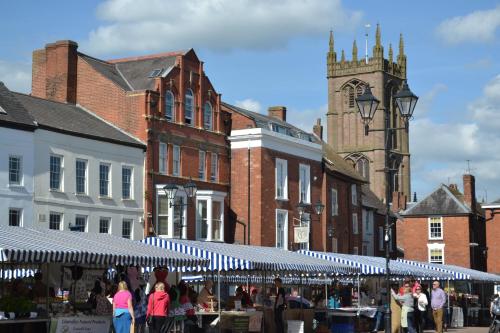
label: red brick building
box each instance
[481,200,500,274]
[399,174,487,270]
[224,104,366,253]
[31,40,231,240]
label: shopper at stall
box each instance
[134,287,147,333]
[146,282,170,333]
[113,281,135,333]
[391,282,416,333]
[197,279,216,308]
[413,286,428,333]
[431,281,446,333]
[274,277,286,333]
[95,284,113,316]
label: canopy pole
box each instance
[447,278,450,320]
[218,269,221,333]
[45,263,50,333]
[325,274,328,305]
[358,273,361,311]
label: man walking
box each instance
[274,277,286,333]
[431,281,446,333]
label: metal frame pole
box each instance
[384,104,392,333]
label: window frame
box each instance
[199,151,206,180]
[49,212,63,230]
[157,189,188,239]
[159,142,168,175]
[122,165,133,200]
[210,153,218,182]
[122,219,133,239]
[99,163,111,197]
[276,209,289,250]
[74,215,87,232]
[195,193,225,242]
[275,158,288,200]
[203,102,212,130]
[351,184,358,206]
[184,89,194,126]
[165,90,175,121]
[99,217,111,234]
[428,217,443,240]
[172,145,181,176]
[75,158,88,195]
[352,213,358,235]
[299,164,311,203]
[8,208,22,227]
[8,155,22,186]
[331,188,338,216]
[50,154,63,191]
[428,243,445,264]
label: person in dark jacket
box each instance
[146,282,170,333]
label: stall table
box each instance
[0,318,50,333]
[328,307,377,333]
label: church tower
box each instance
[326,25,410,202]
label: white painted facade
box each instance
[0,127,35,227]
[33,129,145,239]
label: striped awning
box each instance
[299,251,454,279]
[398,259,500,282]
[143,238,359,275]
[0,226,206,269]
[181,274,334,285]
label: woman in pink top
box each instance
[112,281,135,333]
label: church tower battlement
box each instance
[326,24,411,202]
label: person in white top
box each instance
[413,286,428,333]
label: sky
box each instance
[1,0,500,202]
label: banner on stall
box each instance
[62,268,106,289]
[53,317,111,333]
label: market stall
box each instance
[143,237,360,333]
[0,226,207,333]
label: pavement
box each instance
[423,328,490,333]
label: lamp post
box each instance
[355,80,418,333]
[162,179,198,239]
[295,200,325,250]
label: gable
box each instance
[403,185,470,216]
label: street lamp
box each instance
[294,200,325,250]
[355,80,418,333]
[162,179,198,239]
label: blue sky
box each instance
[1,0,500,201]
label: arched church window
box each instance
[355,157,370,182]
[348,86,355,108]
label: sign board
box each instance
[294,227,309,243]
[248,312,263,332]
[232,316,250,333]
[53,317,111,333]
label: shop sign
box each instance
[294,227,309,243]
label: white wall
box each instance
[0,127,34,227]
[33,129,145,239]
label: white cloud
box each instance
[436,5,500,44]
[234,98,261,113]
[413,83,447,119]
[83,0,362,55]
[286,104,327,134]
[0,60,31,93]
[411,75,500,201]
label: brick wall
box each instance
[401,215,471,267]
[485,209,500,273]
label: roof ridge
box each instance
[108,50,186,63]
[12,92,77,108]
[78,52,114,66]
[441,184,470,212]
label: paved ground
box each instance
[423,328,490,333]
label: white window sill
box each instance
[8,184,24,188]
[429,238,444,241]
[49,189,64,193]
[75,193,89,197]
[122,198,135,202]
[275,197,289,201]
[99,196,113,200]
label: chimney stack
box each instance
[391,191,407,213]
[463,174,476,212]
[268,106,286,122]
[32,40,78,104]
[313,118,323,140]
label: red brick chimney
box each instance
[32,40,78,104]
[391,191,407,213]
[268,106,286,122]
[463,174,476,212]
[313,118,323,140]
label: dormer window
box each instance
[165,90,174,121]
[270,123,288,135]
[185,89,193,126]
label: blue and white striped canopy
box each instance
[299,251,454,279]
[397,259,500,282]
[143,238,359,274]
[0,226,206,269]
